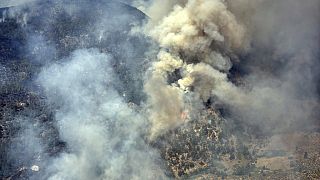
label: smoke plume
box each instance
[141,0,319,138]
[37,49,165,179]
[143,0,247,139]
[1,0,319,179]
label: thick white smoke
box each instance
[3,0,319,179]
[37,49,166,179]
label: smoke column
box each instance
[143,0,248,139]
[142,0,320,138]
[38,49,166,179]
[1,0,319,179]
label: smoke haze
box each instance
[141,0,320,137]
[38,49,166,179]
[0,0,319,179]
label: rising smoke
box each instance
[221,0,320,133]
[143,0,247,139]
[37,49,166,179]
[142,0,320,137]
[1,0,319,179]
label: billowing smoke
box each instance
[143,0,247,139]
[37,49,165,179]
[220,0,320,133]
[1,0,167,179]
[142,0,320,138]
[1,0,319,179]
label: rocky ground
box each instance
[0,1,319,180]
[1,97,319,179]
[158,107,320,179]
